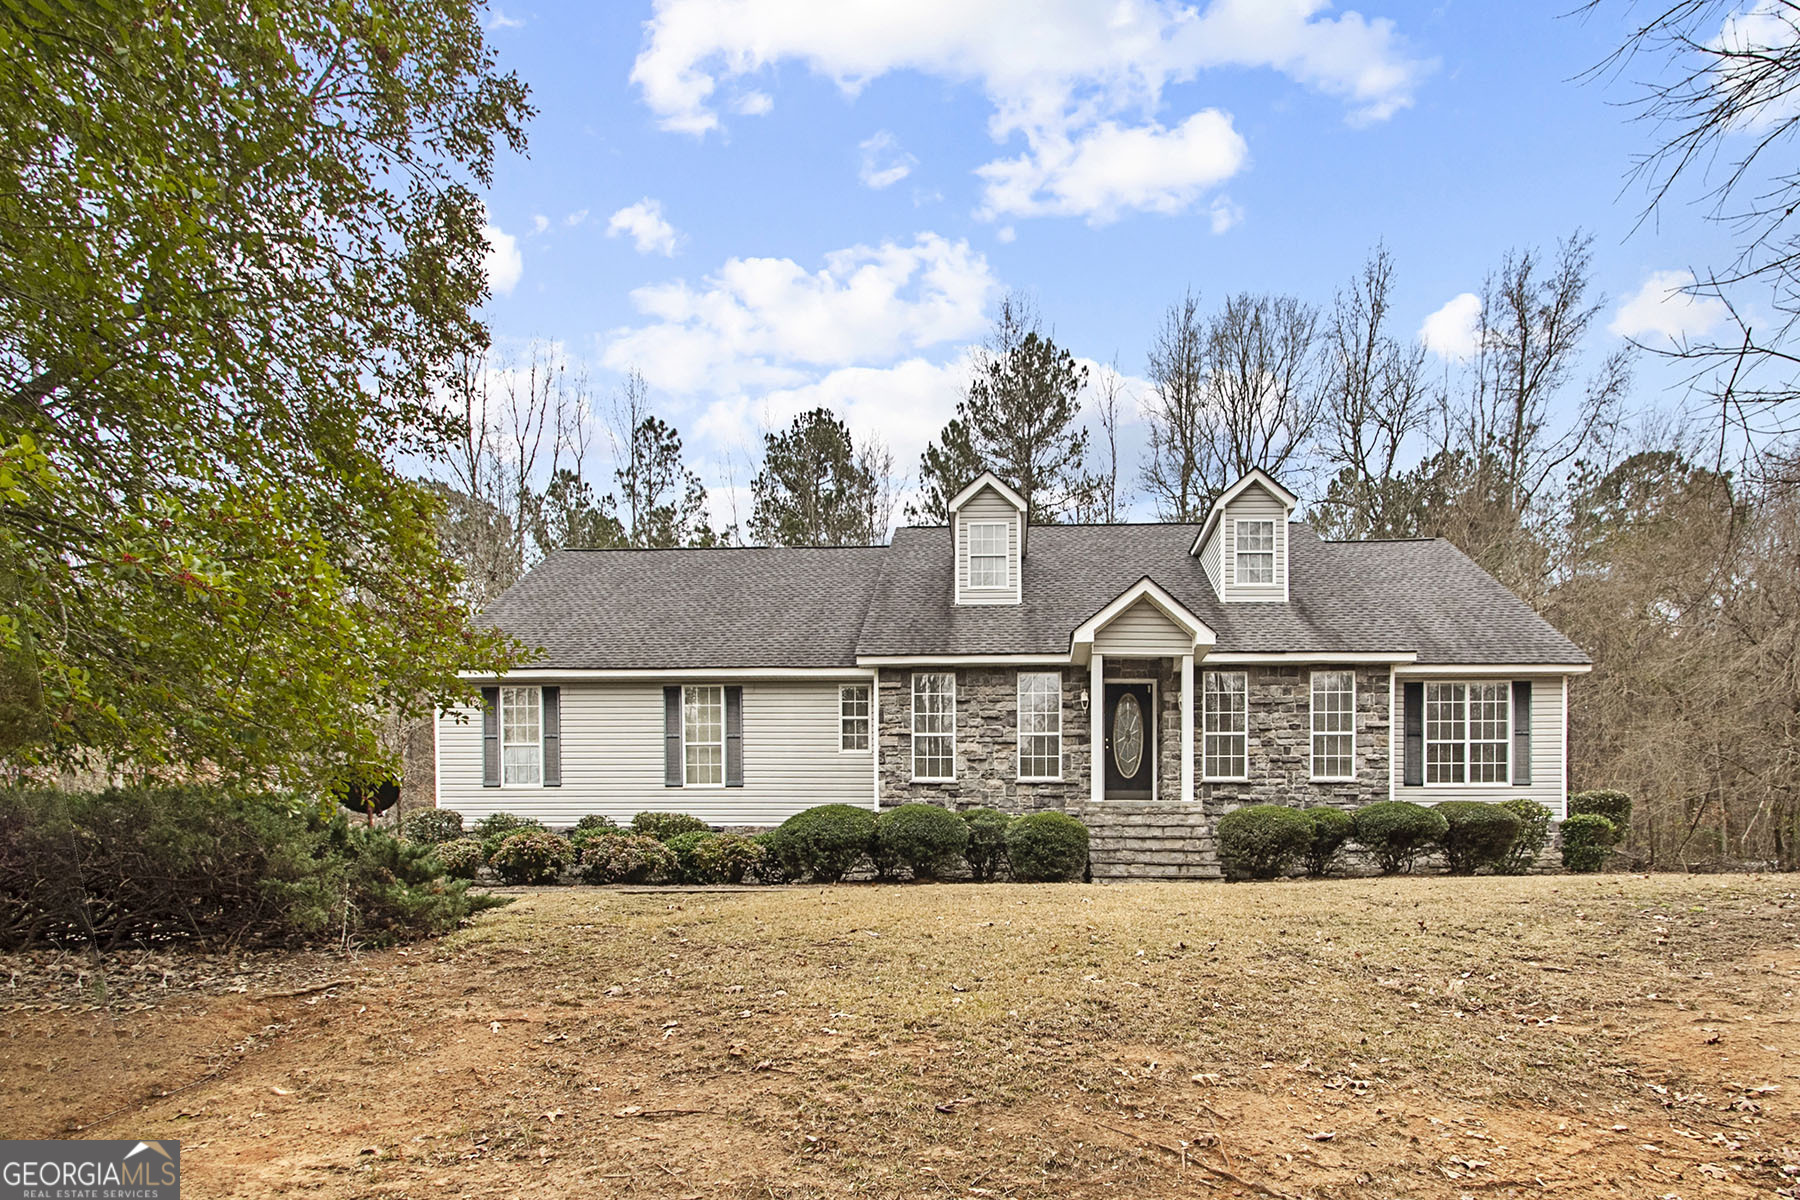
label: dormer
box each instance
[950,471,1025,605]
[1189,468,1299,603]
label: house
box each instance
[435,469,1589,878]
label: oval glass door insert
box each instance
[1112,693,1144,778]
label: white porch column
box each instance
[1089,651,1105,805]
[1180,652,1195,805]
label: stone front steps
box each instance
[1072,802,1221,880]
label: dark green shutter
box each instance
[541,686,561,787]
[725,686,744,787]
[1512,681,1532,786]
[664,686,682,787]
[1402,681,1424,787]
[481,687,500,787]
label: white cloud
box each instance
[482,222,522,296]
[1713,3,1800,129]
[995,225,1016,244]
[530,214,550,236]
[975,111,1248,223]
[606,198,682,257]
[1609,269,1732,343]
[1420,292,1481,361]
[1208,194,1243,234]
[630,0,1432,221]
[734,90,774,115]
[859,131,918,189]
[486,8,524,31]
[565,208,591,227]
[601,233,997,397]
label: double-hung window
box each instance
[1310,671,1356,780]
[500,685,542,786]
[967,522,1008,589]
[911,672,956,781]
[1235,519,1276,585]
[683,684,725,786]
[840,684,871,751]
[1202,671,1248,780]
[1017,671,1062,780]
[1424,681,1509,784]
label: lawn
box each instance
[3,875,1798,1198]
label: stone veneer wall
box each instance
[876,666,1091,812]
[1195,664,1392,820]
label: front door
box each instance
[1102,682,1154,800]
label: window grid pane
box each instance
[1311,671,1355,779]
[1018,671,1062,778]
[968,522,1008,588]
[1468,682,1510,783]
[684,685,724,786]
[1424,682,1467,784]
[500,686,541,786]
[912,673,956,780]
[840,685,871,751]
[1236,520,1276,585]
[1203,671,1248,779]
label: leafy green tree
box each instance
[0,1,531,784]
[909,418,984,525]
[532,469,626,552]
[616,417,722,548]
[750,409,878,545]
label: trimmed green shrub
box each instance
[1569,790,1632,832]
[402,808,465,845]
[664,830,717,883]
[750,832,792,884]
[766,804,877,883]
[961,807,1014,881]
[1496,798,1554,874]
[434,837,486,880]
[489,830,572,886]
[1300,806,1355,878]
[1435,802,1523,875]
[1004,812,1089,882]
[1560,814,1617,873]
[874,803,971,880]
[0,787,503,949]
[578,834,675,885]
[1353,801,1449,874]
[692,833,767,884]
[474,812,545,859]
[1218,804,1313,880]
[631,811,711,842]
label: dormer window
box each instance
[968,522,1008,588]
[1235,519,1275,585]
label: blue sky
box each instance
[471,0,1741,522]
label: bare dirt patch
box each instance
[3,875,1798,1198]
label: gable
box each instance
[953,485,1023,606]
[1091,597,1198,656]
[1195,474,1294,602]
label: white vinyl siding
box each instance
[839,684,871,751]
[1235,519,1276,584]
[438,678,874,826]
[1394,673,1568,813]
[682,685,725,786]
[954,489,1022,605]
[1310,670,1355,780]
[1091,598,1195,656]
[1202,670,1248,780]
[500,685,541,787]
[1017,671,1062,781]
[911,672,956,781]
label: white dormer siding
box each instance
[1191,469,1298,603]
[954,489,1022,605]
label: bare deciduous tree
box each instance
[1197,292,1324,501]
[1141,290,1210,521]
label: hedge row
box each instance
[1218,793,1629,881]
[403,804,1091,886]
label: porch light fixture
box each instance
[1079,688,1090,714]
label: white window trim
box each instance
[1016,670,1063,782]
[499,684,543,789]
[1309,670,1357,783]
[680,684,727,789]
[965,520,1010,590]
[1234,518,1276,587]
[1201,670,1250,782]
[1421,680,1513,788]
[839,683,871,754]
[910,671,957,782]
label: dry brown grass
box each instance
[4,874,1799,1198]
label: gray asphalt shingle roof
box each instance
[484,524,1588,668]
